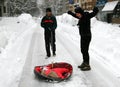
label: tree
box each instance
[9,0,40,16]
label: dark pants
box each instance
[44,30,56,55]
[81,36,91,64]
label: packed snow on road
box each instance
[0,13,120,87]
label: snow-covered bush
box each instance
[18,13,35,25]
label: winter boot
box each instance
[53,51,56,56]
[80,64,91,71]
[78,62,87,68]
[47,52,51,57]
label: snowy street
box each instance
[19,17,120,87]
[0,13,120,87]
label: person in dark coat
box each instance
[41,8,57,57]
[68,7,99,71]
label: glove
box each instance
[67,11,72,14]
[48,27,55,31]
[48,27,52,31]
[93,7,99,13]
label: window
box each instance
[4,6,6,13]
[0,6,2,16]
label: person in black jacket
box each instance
[41,8,57,57]
[68,7,99,71]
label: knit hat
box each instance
[46,8,52,12]
[75,7,84,15]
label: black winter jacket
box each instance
[41,15,57,31]
[68,7,99,36]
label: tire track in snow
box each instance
[18,28,54,87]
[56,29,92,87]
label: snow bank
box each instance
[0,14,37,87]
[0,13,37,52]
[57,13,78,26]
[91,18,120,77]
[18,13,36,25]
[0,27,8,51]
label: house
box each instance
[101,0,120,23]
[68,0,97,11]
[80,0,97,10]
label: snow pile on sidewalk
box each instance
[18,13,36,25]
[91,18,120,77]
[0,13,37,87]
[0,13,36,52]
[0,26,8,51]
[57,13,78,26]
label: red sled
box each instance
[34,62,73,82]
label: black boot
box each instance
[47,52,51,57]
[80,63,91,71]
[78,62,86,68]
[53,51,56,56]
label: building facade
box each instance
[0,0,4,17]
[96,0,120,23]
[69,0,119,11]
[0,0,8,17]
[68,0,97,10]
[80,0,97,10]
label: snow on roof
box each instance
[102,1,119,11]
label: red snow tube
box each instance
[34,62,73,82]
